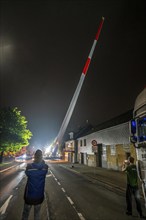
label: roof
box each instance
[93,109,133,133]
[76,109,133,139]
[74,123,94,139]
[64,109,133,141]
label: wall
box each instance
[77,122,137,170]
[106,144,136,170]
[87,154,95,167]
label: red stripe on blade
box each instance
[82,58,91,75]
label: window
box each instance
[110,145,116,155]
[80,140,82,147]
[84,139,86,146]
[102,146,107,160]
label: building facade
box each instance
[64,88,145,171]
[77,121,136,170]
[64,114,137,170]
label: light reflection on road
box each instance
[0,163,26,205]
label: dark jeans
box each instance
[126,184,142,215]
[22,203,41,220]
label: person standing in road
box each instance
[22,149,48,220]
[122,156,144,218]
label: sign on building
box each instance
[91,140,98,153]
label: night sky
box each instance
[0,0,146,148]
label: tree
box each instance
[0,107,32,163]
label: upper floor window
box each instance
[80,140,82,147]
[84,139,86,146]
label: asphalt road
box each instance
[48,163,143,220]
[0,161,145,220]
[0,162,25,206]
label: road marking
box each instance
[0,195,13,214]
[0,165,17,173]
[67,196,74,205]
[50,169,85,220]
[46,174,52,177]
[50,170,55,177]
[78,213,86,220]
[61,187,66,193]
[0,163,25,173]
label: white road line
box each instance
[50,170,55,177]
[0,165,16,173]
[50,171,85,220]
[67,196,74,205]
[78,213,86,220]
[46,174,52,177]
[0,195,13,214]
[61,188,66,193]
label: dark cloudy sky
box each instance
[0,0,146,148]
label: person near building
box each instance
[122,156,144,218]
[22,149,48,220]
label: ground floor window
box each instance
[110,145,116,156]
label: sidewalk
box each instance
[60,162,141,194]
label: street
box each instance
[0,163,25,206]
[0,161,145,220]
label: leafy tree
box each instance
[0,107,32,162]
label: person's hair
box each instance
[128,156,134,163]
[34,149,43,163]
